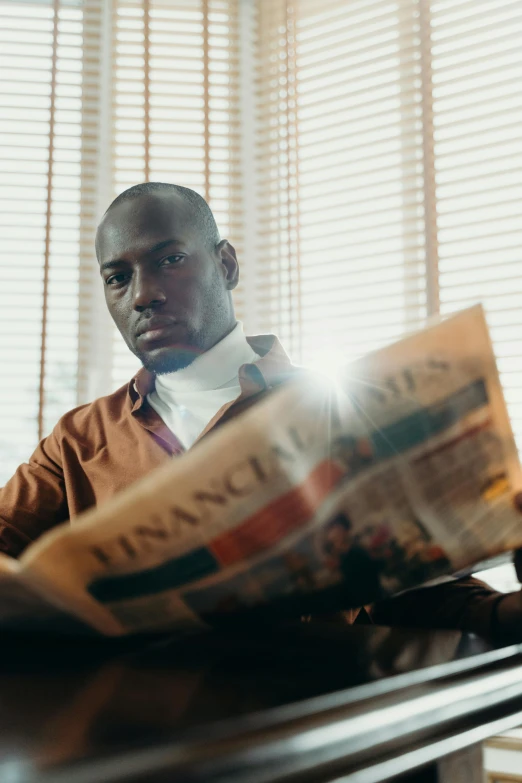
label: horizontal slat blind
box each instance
[0,0,83,483]
[111,0,243,389]
[256,0,429,367]
[430,0,522,452]
[256,0,522,458]
[2,0,521,488]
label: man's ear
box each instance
[217,240,239,290]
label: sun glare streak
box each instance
[306,357,412,463]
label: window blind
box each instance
[110,0,243,389]
[256,0,522,453]
[256,0,430,367]
[1,0,521,487]
[430,0,522,452]
[0,0,84,482]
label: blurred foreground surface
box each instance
[0,622,521,783]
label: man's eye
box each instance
[160,255,184,267]
[106,273,127,286]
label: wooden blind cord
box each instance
[418,0,440,317]
[143,0,150,181]
[38,0,60,442]
[202,0,211,203]
[285,0,302,362]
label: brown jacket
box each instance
[0,335,505,637]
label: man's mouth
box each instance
[136,316,180,344]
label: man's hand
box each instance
[491,492,522,643]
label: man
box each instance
[1,182,522,641]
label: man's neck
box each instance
[154,322,259,393]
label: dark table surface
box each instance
[0,620,502,782]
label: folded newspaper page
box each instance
[2,305,521,635]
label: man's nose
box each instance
[132,268,167,311]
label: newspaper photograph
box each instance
[0,304,521,636]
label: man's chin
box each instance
[139,345,203,374]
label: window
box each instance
[257,0,429,366]
[256,0,522,452]
[0,0,84,480]
[431,0,522,452]
[1,0,521,485]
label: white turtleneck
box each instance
[147,322,259,448]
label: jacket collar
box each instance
[128,334,296,415]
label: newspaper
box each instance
[1,305,521,636]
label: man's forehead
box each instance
[96,193,193,261]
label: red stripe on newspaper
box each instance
[209,459,345,567]
[412,418,492,464]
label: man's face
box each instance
[96,193,238,373]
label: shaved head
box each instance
[100,182,221,252]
